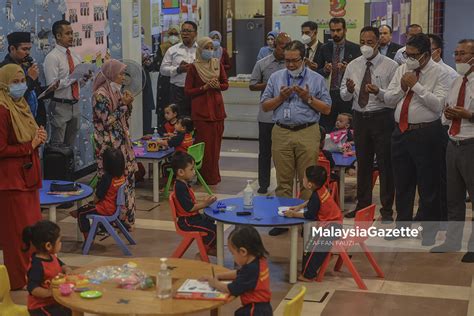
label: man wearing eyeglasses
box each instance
[384,33,451,246]
[431,39,474,263]
[160,21,198,116]
[261,40,332,236]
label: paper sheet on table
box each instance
[68,63,97,81]
[278,206,306,217]
[177,279,229,294]
[37,80,59,99]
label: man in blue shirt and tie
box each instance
[262,40,332,236]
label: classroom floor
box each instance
[4,139,474,316]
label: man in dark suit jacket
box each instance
[301,21,323,71]
[315,17,361,131]
[379,25,403,60]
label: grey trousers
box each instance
[445,141,474,251]
[49,101,81,147]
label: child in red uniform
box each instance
[163,103,179,136]
[202,226,272,316]
[23,220,72,316]
[285,165,343,282]
[171,152,217,255]
[158,116,194,153]
[73,147,126,240]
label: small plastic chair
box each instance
[82,184,136,256]
[89,134,99,189]
[283,286,306,316]
[163,142,213,198]
[169,192,210,262]
[0,265,29,316]
[316,204,384,290]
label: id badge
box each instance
[283,108,291,121]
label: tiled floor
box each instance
[4,139,474,315]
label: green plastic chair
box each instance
[163,142,213,198]
[89,134,99,189]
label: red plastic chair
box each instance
[316,204,384,290]
[169,193,210,262]
[318,157,339,206]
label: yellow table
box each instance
[53,258,233,316]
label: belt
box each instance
[354,108,392,119]
[449,138,474,146]
[52,97,78,104]
[276,122,316,131]
[397,119,440,131]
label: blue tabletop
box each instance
[204,196,311,227]
[40,180,94,206]
[133,140,174,160]
[331,151,356,168]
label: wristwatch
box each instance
[307,96,313,105]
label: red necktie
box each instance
[66,48,79,100]
[449,76,469,136]
[399,70,420,133]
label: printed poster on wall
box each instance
[280,0,309,16]
[65,0,108,62]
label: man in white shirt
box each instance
[384,33,451,245]
[160,21,198,116]
[44,20,88,146]
[427,33,458,84]
[394,24,423,65]
[431,39,474,263]
[340,26,398,222]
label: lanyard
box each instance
[286,68,307,102]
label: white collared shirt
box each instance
[340,53,399,112]
[305,41,320,61]
[160,42,197,87]
[442,72,474,140]
[385,59,451,124]
[394,46,406,65]
[438,59,459,85]
[43,45,82,99]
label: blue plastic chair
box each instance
[82,184,136,256]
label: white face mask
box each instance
[168,35,179,44]
[110,82,122,92]
[360,45,375,60]
[455,57,473,76]
[406,54,424,70]
[288,65,304,77]
[301,34,312,45]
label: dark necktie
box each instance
[330,44,342,90]
[358,61,372,108]
[449,76,469,136]
[66,48,79,100]
[399,70,421,132]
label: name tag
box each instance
[283,108,291,121]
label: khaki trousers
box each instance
[272,123,320,200]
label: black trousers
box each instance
[391,121,442,234]
[169,84,191,116]
[319,89,353,132]
[177,214,216,249]
[235,302,273,316]
[258,122,274,189]
[353,110,395,218]
[76,204,100,233]
[29,304,71,316]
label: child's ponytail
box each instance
[22,226,34,252]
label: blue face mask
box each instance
[212,40,220,48]
[201,49,214,61]
[9,82,28,99]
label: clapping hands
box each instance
[32,126,47,149]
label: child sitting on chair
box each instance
[324,113,354,153]
[157,116,194,153]
[284,166,342,282]
[163,103,179,136]
[201,226,272,316]
[23,220,72,316]
[171,152,217,256]
[71,147,126,240]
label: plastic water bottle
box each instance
[153,127,159,140]
[243,180,254,210]
[157,258,172,299]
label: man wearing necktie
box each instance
[384,33,451,246]
[340,26,398,222]
[44,20,90,147]
[431,39,474,263]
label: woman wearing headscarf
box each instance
[0,64,46,289]
[92,59,137,227]
[185,37,229,185]
[209,30,232,73]
[257,31,278,61]
[155,26,180,134]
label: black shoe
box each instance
[384,235,409,241]
[344,210,357,218]
[430,243,461,253]
[461,252,474,263]
[381,216,393,224]
[257,187,268,194]
[269,227,289,236]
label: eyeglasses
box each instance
[285,58,302,65]
[180,29,195,33]
[453,51,474,57]
[402,51,423,59]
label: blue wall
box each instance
[443,0,474,67]
[0,0,123,172]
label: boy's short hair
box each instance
[339,113,353,126]
[305,165,327,188]
[177,116,194,133]
[171,152,195,174]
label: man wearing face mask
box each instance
[340,26,398,221]
[431,39,474,263]
[384,33,451,245]
[300,21,322,71]
[394,24,423,65]
[262,40,331,236]
[427,34,458,84]
[160,21,198,116]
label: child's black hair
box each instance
[171,151,195,174]
[339,112,353,128]
[103,147,125,178]
[228,226,269,258]
[22,220,60,253]
[305,165,327,189]
[165,103,179,115]
[177,116,194,133]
